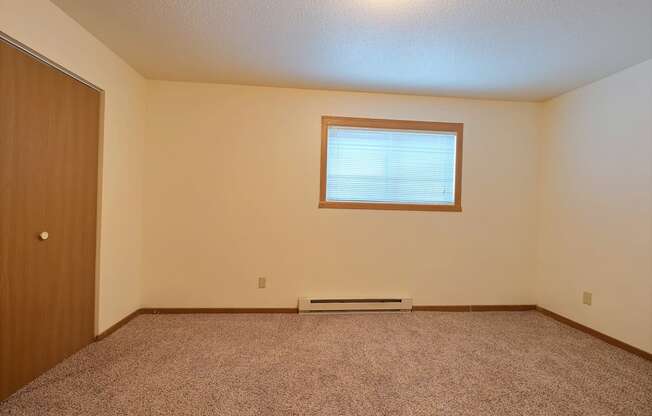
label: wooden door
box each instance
[0,39,100,401]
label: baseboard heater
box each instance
[298,297,412,314]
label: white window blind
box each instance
[325,126,457,205]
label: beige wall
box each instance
[537,59,652,353]
[143,81,541,308]
[0,0,147,333]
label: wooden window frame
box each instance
[319,116,463,212]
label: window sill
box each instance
[318,201,462,212]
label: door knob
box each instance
[39,231,49,241]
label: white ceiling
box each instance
[51,0,652,101]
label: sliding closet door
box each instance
[0,39,100,401]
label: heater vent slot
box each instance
[299,297,412,314]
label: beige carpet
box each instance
[1,311,650,415]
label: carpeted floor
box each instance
[0,311,650,415]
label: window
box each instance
[319,116,463,212]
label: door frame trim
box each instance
[0,31,102,92]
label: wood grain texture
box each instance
[141,308,299,314]
[412,305,472,312]
[413,305,536,312]
[470,305,536,311]
[142,306,536,314]
[0,39,100,400]
[319,116,464,212]
[536,307,651,361]
[318,201,462,212]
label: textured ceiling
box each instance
[51,0,652,101]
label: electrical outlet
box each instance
[582,291,592,306]
[258,277,266,289]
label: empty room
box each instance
[1,0,651,415]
